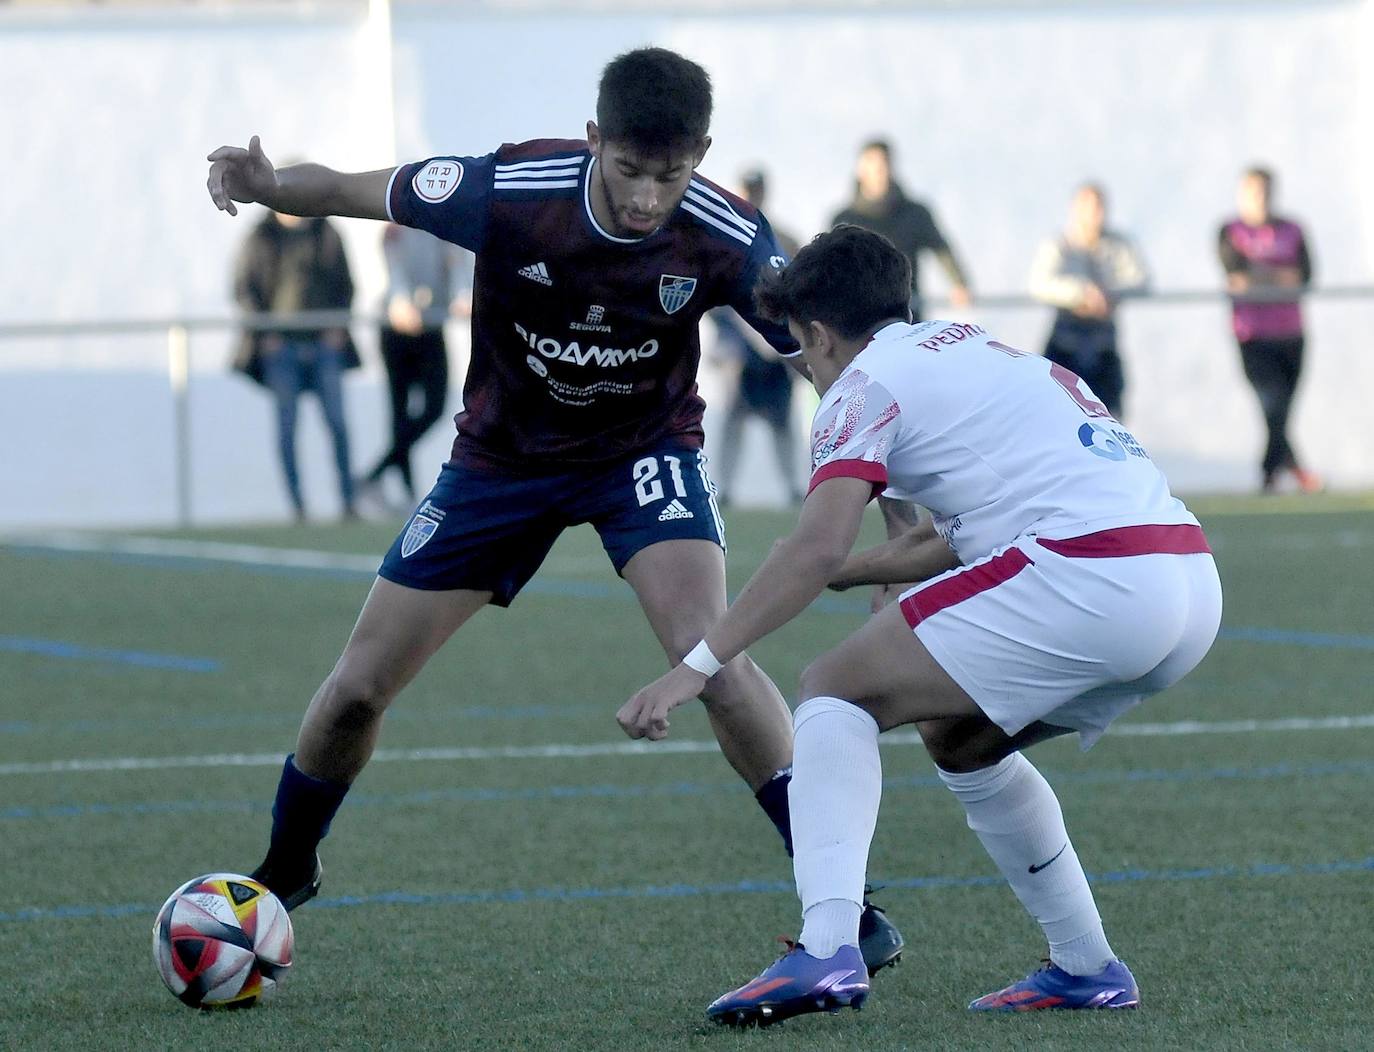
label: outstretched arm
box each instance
[207,135,392,221]
[829,511,959,591]
[616,476,873,741]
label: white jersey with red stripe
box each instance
[808,320,1198,563]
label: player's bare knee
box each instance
[697,655,760,712]
[662,629,712,667]
[919,723,1008,773]
[797,651,848,703]
[318,665,393,728]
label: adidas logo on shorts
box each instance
[657,499,694,522]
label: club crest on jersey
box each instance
[658,275,697,315]
[401,508,443,558]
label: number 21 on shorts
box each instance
[632,455,687,506]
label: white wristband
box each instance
[682,640,723,677]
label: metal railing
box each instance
[2,285,1369,526]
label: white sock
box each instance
[798,899,863,959]
[789,696,882,954]
[938,753,1115,977]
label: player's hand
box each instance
[1076,283,1110,318]
[870,583,902,613]
[616,664,708,741]
[388,297,425,335]
[206,135,278,217]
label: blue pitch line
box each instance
[0,702,602,737]
[1217,626,1374,651]
[6,759,1373,823]
[7,544,1374,651]
[4,856,1372,925]
[0,635,220,673]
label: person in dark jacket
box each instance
[358,224,471,508]
[1029,183,1149,420]
[234,211,359,520]
[710,169,804,506]
[831,139,971,320]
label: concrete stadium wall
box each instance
[1,0,1369,527]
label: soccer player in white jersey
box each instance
[618,225,1223,1026]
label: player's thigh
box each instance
[379,463,564,607]
[800,601,985,731]
[915,715,1074,773]
[331,576,491,702]
[621,538,727,659]
[589,443,728,655]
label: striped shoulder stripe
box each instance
[495,179,580,191]
[495,154,586,192]
[681,200,754,246]
[687,181,759,236]
[495,155,587,173]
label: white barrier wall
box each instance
[1,1,1370,527]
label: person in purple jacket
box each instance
[1218,166,1322,494]
[205,46,904,976]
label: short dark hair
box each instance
[755,225,912,340]
[1076,181,1107,205]
[596,48,712,155]
[860,139,892,160]
[1243,165,1275,191]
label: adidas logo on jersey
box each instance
[658,500,694,522]
[518,262,553,286]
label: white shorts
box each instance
[899,523,1222,747]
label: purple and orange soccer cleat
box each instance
[707,941,870,1028]
[969,958,1140,1012]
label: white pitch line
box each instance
[17,528,1374,574]
[2,531,380,572]
[3,714,1373,776]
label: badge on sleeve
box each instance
[412,160,464,204]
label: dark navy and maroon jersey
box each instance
[1218,217,1313,342]
[386,139,799,471]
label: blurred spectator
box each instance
[232,210,359,521]
[1218,166,1322,493]
[1029,183,1148,420]
[358,224,472,509]
[832,139,971,319]
[709,169,804,506]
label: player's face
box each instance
[1069,188,1105,239]
[789,319,844,395]
[855,147,891,199]
[588,124,708,237]
[1237,174,1271,225]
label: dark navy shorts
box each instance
[378,442,725,606]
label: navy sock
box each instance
[754,767,794,857]
[264,753,350,866]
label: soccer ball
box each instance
[152,873,294,1008]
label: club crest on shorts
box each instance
[401,512,441,558]
[658,274,697,315]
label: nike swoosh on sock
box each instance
[1028,843,1068,874]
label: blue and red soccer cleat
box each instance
[707,940,870,1028]
[969,958,1140,1011]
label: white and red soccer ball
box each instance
[152,873,293,1008]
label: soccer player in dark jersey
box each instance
[206,47,903,975]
